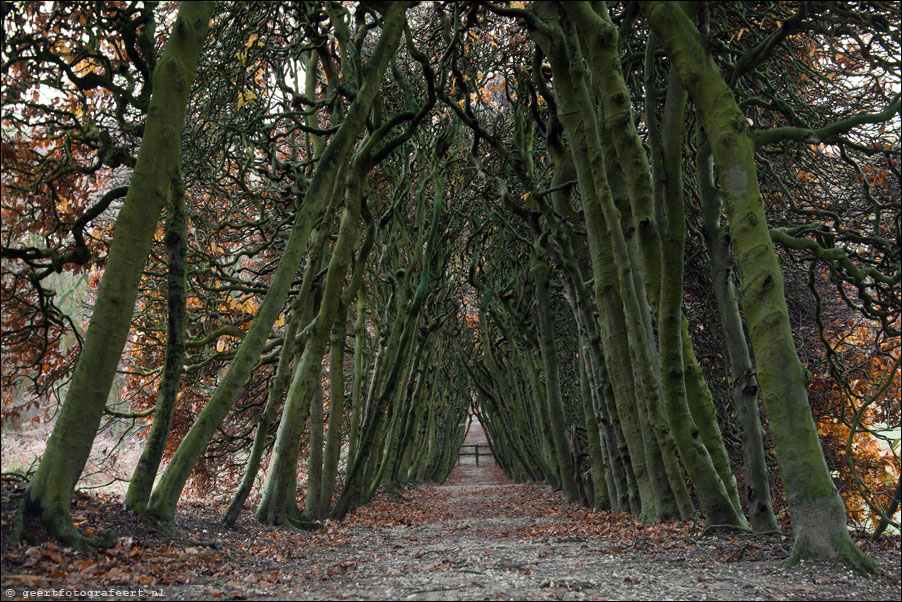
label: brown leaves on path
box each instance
[2,465,900,601]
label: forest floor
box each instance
[1,463,900,601]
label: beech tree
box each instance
[3,1,898,573]
[5,1,213,548]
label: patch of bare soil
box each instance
[2,465,899,601]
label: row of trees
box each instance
[2,1,899,573]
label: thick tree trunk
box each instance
[531,8,693,521]
[16,2,212,549]
[644,1,875,572]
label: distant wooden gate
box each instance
[458,444,492,466]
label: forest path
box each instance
[2,464,900,601]
[261,462,899,601]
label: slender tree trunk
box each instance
[125,172,189,513]
[318,323,347,516]
[579,340,609,510]
[531,247,580,502]
[221,292,304,525]
[147,2,408,524]
[305,381,325,518]
[657,69,747,527]
[873,479,901,539]
[347,294,368,464]
[221,217,329,525]
[698,141,779,533]
[257,172,365,525]
[334,160,444,517]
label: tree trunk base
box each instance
[12,492,117,552]
[785,532,876,575]
[785,499,876,574]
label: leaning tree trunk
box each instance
[256,178,363,525]
[14,2,212,550]
[656,68,747,528]
[578,340,610,510]
[568,0,743,522]
[124,168,189,514]
[221,292,304,525]
[305,381,326,519]
[643,1,875,572]
[531,9,695,521]
[146,2,408,525]
[530,246,580,503]
[317,322,347,517]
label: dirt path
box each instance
[2,463,900,601]
[265,463,900,601]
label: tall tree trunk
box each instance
[531,8,692,520]
[221,291,305,525]
[644,1,875,572]
[318,323,347,516]
[257,170,364,525]
[16,2,212,549]
[124,168,189,514]
[657,68,747,527]
[579,340,610,510]
[531,247,580,502]
[347,294,368,464]
[305,381,325,518]
[147,2,408,524]
[697,140,779,533]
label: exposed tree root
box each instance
[699,523,753,537]
[286,513,321,531]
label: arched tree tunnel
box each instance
[3,1,899,577]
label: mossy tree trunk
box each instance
[530,5,692,521]
[346,293,368,464]
[17,2,212,549]
[697,140,779,533]
[317,322,347,517]
[147,2,408,524]
[644,1,875,572]
[579,339,610,510]
[221,291,305,525]
[124,171,188,514]
[531,246,580,503]
[305,381,326,519]
[656,68,747,527]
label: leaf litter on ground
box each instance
[1,464,900,601]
